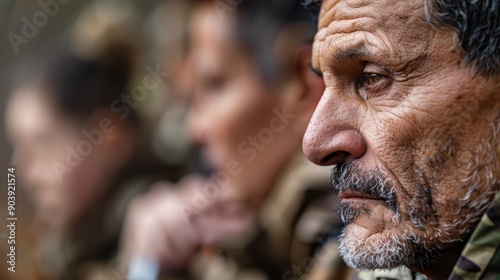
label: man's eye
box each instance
[358,73,385,88]
[357,73,391,98]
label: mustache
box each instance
[331,163,398,212]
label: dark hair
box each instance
[301,0,322,23]
[41,47,134,120]
[235,0,317,82]
[302,0,500,77]
[15,42,139,126]
[425,0,500,76]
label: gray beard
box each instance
[331,163,424,269]
[337,205,447,270]
[332,156,496,271]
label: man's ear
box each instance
[296,44,325,112]
[282,44,325,129]
[274,24,324,111]
[83,109,136,172]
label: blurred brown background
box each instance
[0,0,174,273]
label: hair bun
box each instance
[70,2,142,78]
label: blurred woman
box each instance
[121,1,351,280]
[4,7,155,279]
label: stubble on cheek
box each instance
[379,92,500,247]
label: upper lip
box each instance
[339,191,380,200]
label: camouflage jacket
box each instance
[450,191,500,280]
[352,191,500,280]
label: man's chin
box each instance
[339,213,424,270]
[338,221,412,270]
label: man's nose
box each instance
[302,94,366,166]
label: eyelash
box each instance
[357,72,391,99]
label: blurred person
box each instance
[120,1,352,280]
[6,49,139,280]
[146,0,196,168]
[6,50,135,280]
[4,5,158,279]
[301,0,500,279]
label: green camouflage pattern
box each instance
[450,191,500,280]
[449,150,500,280]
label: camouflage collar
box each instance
[439,150,500,279]
[449,191,500,280]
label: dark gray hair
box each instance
[236,0,316,83]
[303,0,500,77]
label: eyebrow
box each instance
[309,45,370,77]
[331,46,368,64]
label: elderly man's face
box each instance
[304,0,500,272]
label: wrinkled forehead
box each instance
[312,0,432,69]
[317,0,425,31]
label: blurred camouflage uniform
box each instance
[36,178,150,280]
[159,154,351,280]
[32,174,185,280]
